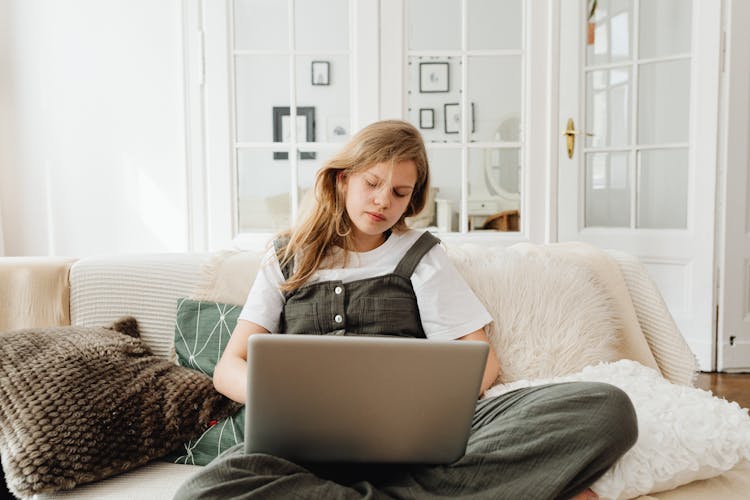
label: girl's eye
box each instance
[393,190,408,198]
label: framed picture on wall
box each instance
[311,61,330,86]
[442,103,476,134]
[444,103,460,134]
[326,115,350,142]
[273,106,316,160]
[419,62,449,93]
[419,108,435,129]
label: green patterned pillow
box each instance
[170,298,245,465]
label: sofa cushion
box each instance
[0,318,240,498]
[485,360,750,498]
[447,244,623,382]
[170,299,244,465]
[191,249,263,306]
[173,298,242,376]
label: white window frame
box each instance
[188,0,554,251]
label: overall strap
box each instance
[273,237,294,282]
[392,232,441,278]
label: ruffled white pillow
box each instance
[484,360,750,499]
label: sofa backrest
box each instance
[66,246,698,387]
[70,253,209,358]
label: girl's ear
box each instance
[336,170,348,192]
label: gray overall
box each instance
[175,233,638,500]
[280,232,436,338]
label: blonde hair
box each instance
[277,120,430,292]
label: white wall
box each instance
[0,0,11,256]
[0,0,188,257]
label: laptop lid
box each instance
[244,334,488,464]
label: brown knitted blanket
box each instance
[0,317,241,498]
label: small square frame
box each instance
[311,61,330,86]
[419,108,435,129]
[272,106,316,160]
[442,103,476,134]
[419,62,449,93]
[444,103,460,134]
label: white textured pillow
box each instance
[447,244,621,382]
[485,360,750,499]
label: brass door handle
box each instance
[563,118,593,159]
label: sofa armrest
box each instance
[608,250,699,386]
[0,257,78,331]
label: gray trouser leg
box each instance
[174,382,637,500]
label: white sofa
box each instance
[1,243,749,499]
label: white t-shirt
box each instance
[239,229,493,340]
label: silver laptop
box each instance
[244,334,488,464]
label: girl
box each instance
[176,120,636,500]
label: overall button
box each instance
[334,314,343,323]
[334,286,343,295]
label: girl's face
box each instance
[342,160,417,251]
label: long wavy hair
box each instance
[277,120,430,292]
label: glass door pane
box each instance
[639,0,692,59]
[295,54,351,143]
[237,149,291,232]
[584,151,630,227]
[586,68,631,148]
[638,59,690,144]
[586,0,633,66]
[467,56,522,143]
[407,56,462,143]
[234,0,288,51]
[294,0,349,51]
[467,0,522,50]
[407,0,461,50]
[583,0,691,230]
[236,56,290,143]
[637,148,688,229]
[468,148,520,232]
[422,148,461,232]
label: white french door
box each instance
[558,0,722,370]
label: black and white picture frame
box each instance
[444,103,460,134]
[442,103,477,134]
[419,108,435,129]
[419,62,449,93]
[272,106,316,160]
[311,61,330,86]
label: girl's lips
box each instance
[366,212,386,222]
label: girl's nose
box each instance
[373,186,390,208]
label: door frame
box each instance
[717,0,750,371]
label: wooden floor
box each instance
[695,372,750,410]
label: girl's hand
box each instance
[458,328,501,397]
[213,320,270,403]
